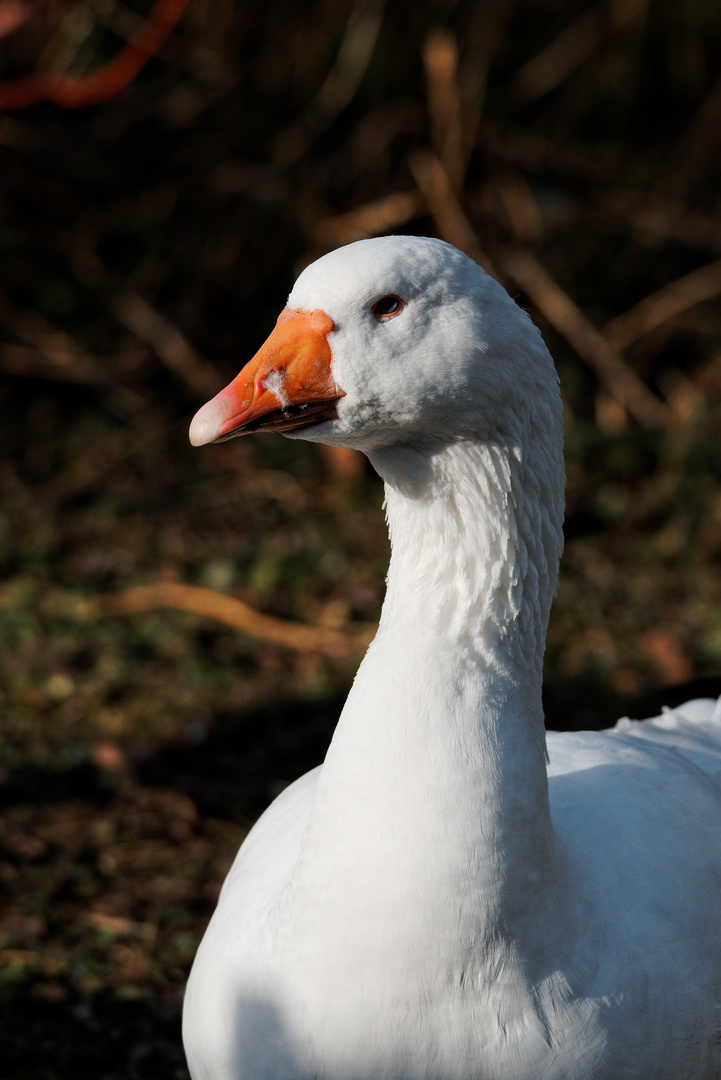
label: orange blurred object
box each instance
[0,0,189,109]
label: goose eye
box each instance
[372,295,403,319]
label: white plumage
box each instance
[184,236,721,1080]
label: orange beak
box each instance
[189,308,344,446]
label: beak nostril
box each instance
[260,368,290,409]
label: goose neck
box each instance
[372,436,562,681]
[290,435,569,964]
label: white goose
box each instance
[184,236,721,1080]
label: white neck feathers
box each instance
[374,434,563,681]
[285,422,568,974]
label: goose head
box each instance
[189,235,562,481]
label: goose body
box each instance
[184,236,721,1080]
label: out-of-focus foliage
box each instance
[1,1,721,1075]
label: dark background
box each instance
[1,1,721,1075]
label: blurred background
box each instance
[1,0,721,1074]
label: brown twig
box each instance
[497,246,670,428]
[311,190,423,250]
[0,299,109,384]
[422,29,466,192]
[485,168,544,245]
[112,293,220,400]
[690,349,721,400]
[271,0,385,166]
[599,191,721,257]
[0,0,189,109]
[658,71,721,202]
[0,0,57,41]
[0,296,150,414]
[510,0,647,104]
[101,582,373,658]
[409,150,497,278]
[510,1,608,103]
[603,260,721,353]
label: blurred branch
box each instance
[497,246,670,428]
[659,71,721,202]
[101,582,373,658]
[511,2,607,102]
[0,0,189,109]
[0,305,109,384]
[312,189,423,249]
[409,149,497,277]
[603,260,721,353]
[485,167,544,245]
[692,349,721,397]
[112,292,220,400]
[0,0,55,41]
[422,29,467,192]
[272,0,385,166]
[0,296,143,411]
[510,0,647,104]
[601,191,721,257]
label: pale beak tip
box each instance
[189,401,221,447]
